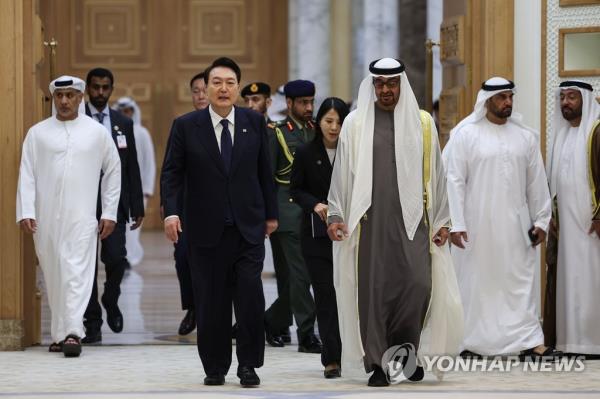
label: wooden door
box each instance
[439,0,514,147]
[40,0,288,228]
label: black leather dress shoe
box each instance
[81,331,102,344]
[237,365,260,387]
[298,334,322,353]
[178,309,196,335]
[106,309,123,333]
[367,366,389,387]
[324,367,341,379]
[101,296,123,333]
[265,329,284,347]
[460,350,482,359]
[520,347,563,361]
[280,328,292,344]
[407,365,424,382]
[203,374,225,386]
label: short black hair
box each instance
[314,97,350,140]
[190,72,205,88]
[203,57,241,84]
[86,68,114,86]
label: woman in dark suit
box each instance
[290,97,350,378]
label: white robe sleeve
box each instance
[430,117,450,231]
[526,134,552,232]
[100,131,122,222]
[445,130,469,232]
[137,126,156,196]
[327,118,352,224]
[16,128,37,223]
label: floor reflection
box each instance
[41,231,280,345]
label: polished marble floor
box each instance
[40,231,280,345]
[2,231,599,399]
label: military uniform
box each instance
[265,115,318,346]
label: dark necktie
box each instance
[95,112,105,124]
[220,119,234,225]
[220,119,232,174]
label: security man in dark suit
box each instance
[82,67,145,344]
[264,80,321,353]
[162,57,278,387]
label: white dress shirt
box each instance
[209,105,235,151]
[88,103,112,133]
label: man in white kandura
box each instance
[546,80,600,355]
[445,76,560,358]
[327,58,463,386]
[16,76,121,357]
[115,96,156,267]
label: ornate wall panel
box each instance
[438,86,466,144]
[71,0,151,68]
[545,0,600,157]
[177,0,258,69]
[42,0,287,229]
[440,15,464,64]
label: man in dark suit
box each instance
[161,57,278,387]
[82,67,145,344]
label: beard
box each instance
[561,106,582,121]
[491,106,512,119]
[90,95,108,110]
[256,104,267,115]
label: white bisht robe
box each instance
[446,117,551,355]
[328,74,463,378]
[125,122,155,266]
[547,85,600,354]
[16,114,121,343]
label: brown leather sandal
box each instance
[48,342,62,353]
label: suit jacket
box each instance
[289,138,334,257]
[161,106,278,247]
[160,120,185,217]
[86,104,145,223]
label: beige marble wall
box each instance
[0,320,24,351]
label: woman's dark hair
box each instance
[314,97,350,140]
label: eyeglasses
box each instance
[372,78,400,89]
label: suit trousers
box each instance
[301,237,342,366]
[267,234,293,330]
[84,222,128,333]
[188,226,265,376]
[264,230,316,342]
[174,229,195,310]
